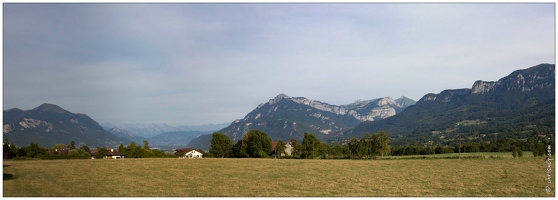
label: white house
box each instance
[90,148,125,159]
[272,142,294,157]
[176,148,204,158]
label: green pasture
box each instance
[2,155,554,197]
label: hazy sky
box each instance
[3,3,555,126]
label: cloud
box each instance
[3,3,555,125]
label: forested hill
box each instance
[3,103,132,147]
[187,94,415,150]
[344,63,555,143]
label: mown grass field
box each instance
[385,151,532,159]
[2,156,555,197]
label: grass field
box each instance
[2,156,555,197]
[385,151,533,159]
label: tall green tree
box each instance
[232,140,249,158]
[17,147,26,157]
[348,137,360,159]
[68,149,79,158]
[243,130,272,158]
[209,132,234,158]
[77,148,90,157]
[357,138,369,158]
[3,139,14,159]
[25,142,46,158]
[275,140,286,158]
[68,140,76,149]
[127,142,143,158]
[301,133,321,159]
[372,131,391,158]
[143,140,150,150]
[118,144,126,155]
[80,146,91,154]
[361,133,373,158]
[289,138,301,158]
[94,147,108,159]
[52,144,66,151]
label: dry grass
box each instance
[2,157,554,197]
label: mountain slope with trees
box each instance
[345,63,555,144]
[3,103,132,147]
[189,94,414,149]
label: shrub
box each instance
[257,150,268,158]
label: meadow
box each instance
[2,155,555,197]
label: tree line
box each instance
[207,130,391,159]
[4,130,552,160]
[208,130,554,159]
[3,139,90,160]
[3,139,178,160]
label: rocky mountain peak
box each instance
[269,93,292,105]
[376,97,397,107]
[4,103,131,147]
[222,94,416,142]
[418,63,554,106]
[471,80,497,94]
[33,103,68,114]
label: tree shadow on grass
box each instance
[3,165,15,180]
[3,173,14,180]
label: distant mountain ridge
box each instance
[147,130,212,147]
[8,64,550,149]
[187,94,415,149]
[107,127,147,144]
[345,63,555,140]
[101,122,228,138]
[3,103,132,147]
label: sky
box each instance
[2,3,555,126]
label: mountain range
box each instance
[4,63,553,151]
[187,95,416,149]
[101,122,228,138]
[345,63,555,145]
[102,122,227,148]
[3,103,132,147]
[3,105,227,148]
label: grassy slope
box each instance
[3,157,554,197]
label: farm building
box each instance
[90,148,125,159]
[272,142,293,157]
[175,148,204,158]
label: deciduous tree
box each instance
[25,142,46,158]
[348,137,359,159]
[301,133,321,159]
[68,140,76,150]
[232,140,249,158]
[94,147,108,159]
[68,149,79,158]
[209,132,234,158]
[243,130,272,158]
[118,144,126,155]
[289,138,301,158]
[127,142,143,158]
[275,140,286,158]
[372,131,390,158]
[3,138,14,159]
[80,146,91,154]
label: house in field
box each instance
[175,148,204,158]
[90,148,125,159]
[47,148,70,156]
[272,142,293,157]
